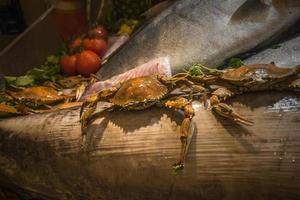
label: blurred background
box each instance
[0,0,52,50]
[0,0,167,76]
[0,0,164,51]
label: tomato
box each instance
[88,26,108,39]
[76,50,101,77]
[60,55,78,76]
[82,38,108,57]
[68,37,83,52]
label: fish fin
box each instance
[229,0,271,23]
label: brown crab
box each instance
[190,64,300,124]
[80,63,300,170]
[6,86,71,109]
[80,74,206,170]
[0,77,92,117]
[0,103,22,117]
[53,75,100,100]
[55,75,92,89]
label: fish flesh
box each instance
[97,0,300,80]
[244,34,300,67]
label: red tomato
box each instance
[88,26,108,39]
[76,50,101,77]
[68,37,83,52]
[60,55,78,76]
[82,38,108,57]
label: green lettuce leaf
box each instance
[15,76,35,86]
[5,54,61,88]
[187,64,222,76]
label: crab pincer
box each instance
[209,87,253,126]
[212,103,254,126]
[207,64,300,126]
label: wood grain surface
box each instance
[0,91,299,200]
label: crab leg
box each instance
[163,97,195,170]
[210,87,253,126]
[80,86,119,134]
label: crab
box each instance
[55,75,95,89]
[6,86,72,110]
[80,63,300,170]
[80,74,206,170]
[0,76,96,117]
[54,75,100,101]
[0,103,22,118]
[189,64,300,124]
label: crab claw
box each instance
[80,101,89,118]
[80,95,100,136]
[76,83,88,101]
[80,105,96,134]
[212,103,253,126]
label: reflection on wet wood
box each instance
[0,92,299,200]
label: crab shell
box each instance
[0,103,20,117]
[111,76,169,110]
[53,102,83,110]
[7,86,68,107]
[221,64,300,85]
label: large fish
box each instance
[98,0,300,80]
[1,93,300,199]
[244,34,300,67]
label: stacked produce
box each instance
[61,25,108,77]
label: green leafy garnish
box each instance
[15,76,35,86]
[0,93,6,103]
[172,163,184,176]
[5,75,35,88]
[4,55,61,88]
[227,58,244,68]
[47,55,60,64]
[4,76,17,84]
[186,64,222,76]
[187,64,204,76]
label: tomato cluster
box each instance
[60,25,108,77]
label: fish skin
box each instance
[97,0,300,80]
[244,35,300,67]
[102,35,129,62]
[1,94,300,199]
